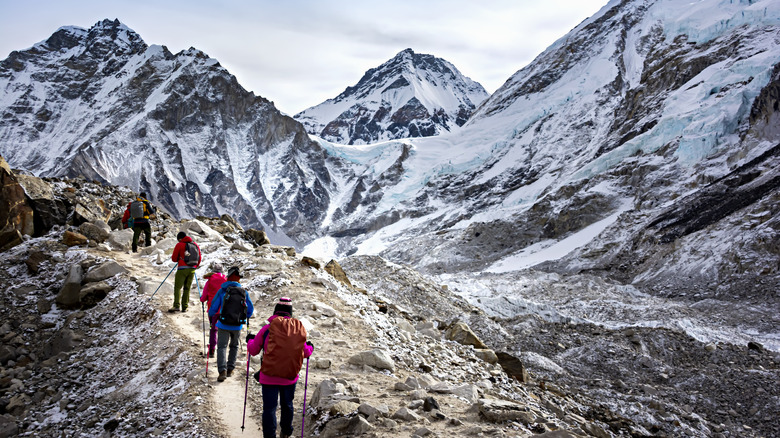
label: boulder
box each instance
[179,219,226,242]
[348,349,395,372]
[325,260,353,288]
[73,199,111,225]
[330,400,360,416]
[141,237,177,255]
[474,348,499,364]
[301,256,321,269]
[62,230,88,247]
[16,173,68,235]
[320,415,373,438]
[496,352,529,383]
[478,399,536,424]
[0,413,18,437]
[309,379,349,411]
[392,407,423,422]
[78,222,110,243]
[56,264,83,308]
[24,250,49,274]
[311,301,340,317]
[84,261,127,283]
[0,156,34,251]
[445,322,488,349]
[79,281,113,308]
[108,228,135,251]
[230,240,253,252]
[245,228,270,245]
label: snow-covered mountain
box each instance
[0,19,340,242]
[294,48,489,145]
[305,0,780,304]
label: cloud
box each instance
[0,0,609,114]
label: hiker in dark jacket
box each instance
[169,231,201,313]
[208,266,254,382]
[129,192,156,252]
[246,297,313,438]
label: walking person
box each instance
[208,266,254,382]
[246,297,313,438]
[170,231,201,312]
[200,262,226,358]
[128,192,156,252]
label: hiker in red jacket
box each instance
[246,297,313,438]
[200,263,226,357]
[169,231,201,313]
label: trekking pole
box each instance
[241,318,251,432]
[148,264,177,301]
[300,357,310,438]
[195,273,205,356]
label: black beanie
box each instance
[177,231,187,240]
[273,297,293,317]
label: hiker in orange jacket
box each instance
[246,297,313,438]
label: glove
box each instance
[246,332,255,343]
[306,341,314,351]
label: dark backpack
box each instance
[130,201,146,219]
[183,241,199,267]
[219,286,247,326]
[260,317,307,380]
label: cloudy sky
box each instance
[0,0,608,115]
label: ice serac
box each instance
[0,19,337,242]
[310,0,780,302]
[294,48,489,145]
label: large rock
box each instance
[348,349,395,372]
[73,199,111,225]
[79,281,113,308]
[496,352,529,383]
[62,230,88,246]
[108,228,135,251]
[478,399,536,424]
[325,260,353,288]
[84,261,127,283]
[245,228,270,245]
[0,156,34,251]
[56,264,83,308]
[445,322,488,349]
[319,415,373,438]
[78,222,110,243]
[309,379,350,411]
[16,173,70,236]
[179,219,226,243]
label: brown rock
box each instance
[245,228,270,245]
[25,250,49,274]
[496,351,530,383]
[325,259,353,288]
[0,156,34,251]
[301,256,321,269]
[445,322,488,349]
[62,230,88,247]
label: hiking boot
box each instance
[168,307,179,313]
[208,350,214,358]
[217,370,226,382]
[226,369,233,377]
[280,434,291,438]
[181,307,188,312]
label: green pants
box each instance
[173,268,196,310]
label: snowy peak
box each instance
[294,48,489,145]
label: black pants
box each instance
[132,223,152,252]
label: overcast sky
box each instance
[0,0,608,115]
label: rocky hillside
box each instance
[0,19,341,241]
[294,49,489,145]
[1,163,778,438]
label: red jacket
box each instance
[199,272,226,309]
[171,236,201,269]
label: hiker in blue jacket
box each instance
[208,266,254,381]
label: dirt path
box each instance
[113,251,261,436]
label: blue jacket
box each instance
[208,281,254,331]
